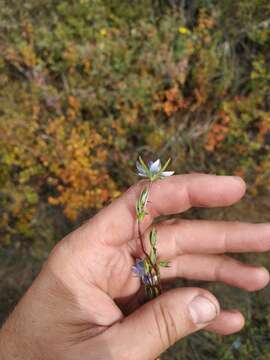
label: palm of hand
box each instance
[49,217,143,334]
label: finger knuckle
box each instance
[214,255,230,281]
[152,301,178,348]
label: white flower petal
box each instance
[138,172,147,177]
[161,171,174,177]
[136,161,146,176]
[149,159,161,173]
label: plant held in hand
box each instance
[133,157,173,299]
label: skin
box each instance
[0,174,270,360]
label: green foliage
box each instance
[158,260,170,268]
[149,227,158,265]
[136,188,149,222]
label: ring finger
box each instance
[159,254,269,291]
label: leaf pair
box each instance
[149,228,170,269]
[136,188,149,222]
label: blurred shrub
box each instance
[1,0,270,251]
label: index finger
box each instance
[86,174,246,245]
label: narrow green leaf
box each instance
[144,258,151,273]
[138,156,151,177]
[140,187,149,204]
[150,247,156,265]
[136,187,149,221]
[160,158,171,173]
[149,228,157,265]
[149,227,157,248]
[158,260,170,268]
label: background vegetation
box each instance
[1,0,270,358]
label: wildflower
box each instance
[136,157,174,181]
[132,258,158,286]
[132,258,145,278]
[178,26,191,35]
[133,156,174,300]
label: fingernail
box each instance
[188,296,218,324]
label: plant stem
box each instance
[137,180,162,297]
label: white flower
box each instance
[136,161,147,177]
[148,159,161,174]
[136,157,174,181]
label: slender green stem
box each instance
[137,180,162,297]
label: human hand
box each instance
[1,174,269,360]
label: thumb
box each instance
[110,288,220,359]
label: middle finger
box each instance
[151,219,270,258]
